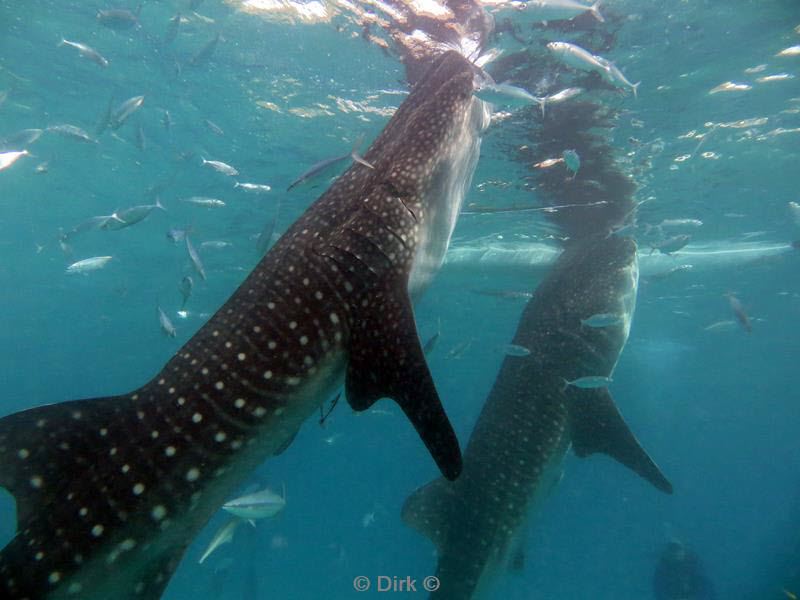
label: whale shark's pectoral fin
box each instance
[344,281,462,480]
[568,388,673,494]
[401,477,457,551]
[315,216,462,481]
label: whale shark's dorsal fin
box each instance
[568,387,673,494]
[400,477,456,551]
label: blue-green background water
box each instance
[1,0,799,598]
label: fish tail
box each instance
[350,133,375,170]
[591,0,604,22]
[536,97,546,118]
[155,197,167,212]
[57,38,67,47]
[0,394,193,598]
[632,81,640,99]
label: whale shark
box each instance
[0,50,490,600]
[402,235,672,600]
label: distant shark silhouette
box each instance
[0,51,490,599]
[403,235,672,599]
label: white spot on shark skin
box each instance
[17,448,29,459]
[165,446,176,457]
[151,505,167,521]
[120,538,136,551]
[30,476,43,488]
[48,571,61,584]
[186,467,200,482]
[67,582,83,594]
[133,483,145,495]
[192,412,203,423]
[91,524,104,537]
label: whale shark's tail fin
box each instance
[568,387,673,494]
[0,394,195,599]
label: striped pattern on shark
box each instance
[403,235,672,600]
[0,51,490,600]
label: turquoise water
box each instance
[1,0,799,598]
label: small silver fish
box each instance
[201,241,233,249]
[186,237,206,280]
[470,289,534,300]
[580,313,623,327]
[727,293,752,333]
[598,58,640,98]
[547,42,609,75]
[423,331,440,356]
[180,196,225,207]
[651,234,690,255]
[58,39,109,68]
[658,218,704,229]
[519,0,603,23]
[65,214,124,239]
[222,485,286,520]
[157,306,177,337]
[201,158,238,176]
[0,150,28,171]
[135,124,146,151]
[204,119,224,136]
[287,135,373,191]
[648,264,693,281]
[234,182,271,193]
[446,340,472,359]
[537,87,583,117]
[179,276,193,308]
[47,124,97,144]
[65,256,113,274]
[101,199,165,230]
[474,82,541,107]
[502,343,531,357]
[198,518,241,564]
[1,128,43,148]
[111,95,145,130]
[703,319,737,333]
[563,375,613,389]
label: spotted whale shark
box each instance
[0,51,490,599]
[402,235,672,599]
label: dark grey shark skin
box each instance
[0,51,490,600]
[403,235,672,600]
